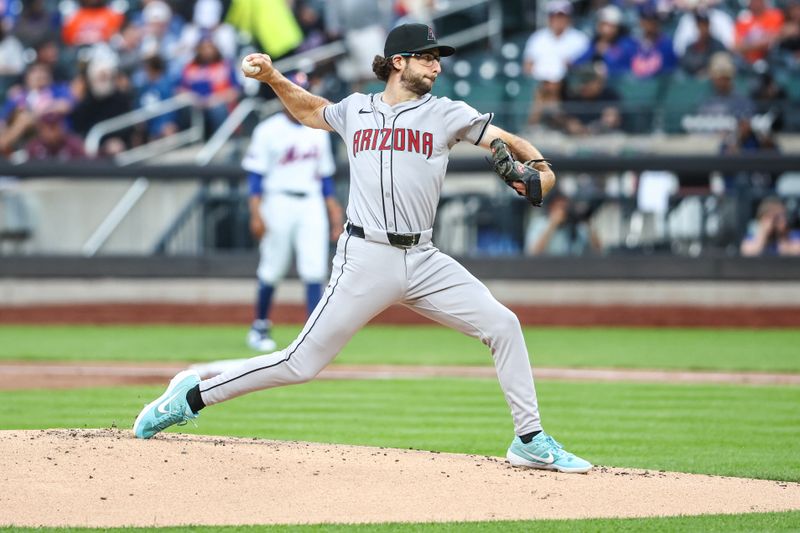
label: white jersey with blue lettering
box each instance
[242,112,336,285]
[243,112,336,197]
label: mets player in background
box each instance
[243,72,344,352]
[134,23,592,473]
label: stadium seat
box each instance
[0,76,15,99]
[615,74,669,133]
[661,76,713,133]
[431,74,455,99]
[506,76,536,132]
[460,77,506,112]
[780,71,800,102]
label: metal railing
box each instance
[440,0,503,51]
[272,40,347,73]
[82,94,205,255]
[194,40,351,166]
[153,186,207,255]
[81,176,150,256]
[195,98,283,165]
[84,93,204,165]
[7,157,800,261]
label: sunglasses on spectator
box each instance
[397,52,441,66]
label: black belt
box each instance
[278,191,307,198]
[346,222,422,248]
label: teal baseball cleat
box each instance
[506,432,593,473]
[133,370,201,439]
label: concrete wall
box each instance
[2,278,799,307]
[11,179,197,254]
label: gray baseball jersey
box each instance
[199,92,542,436]
[324,93,492,236]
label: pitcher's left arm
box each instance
[478,124,556,201]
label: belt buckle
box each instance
[389,232,418,249]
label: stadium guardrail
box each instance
[4,154,800,179]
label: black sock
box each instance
[519,430,541,444]
[185,385,205,414]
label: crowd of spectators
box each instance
[523,0,800,138]
[4,0,800,161]
[520,0,800,257]
[1,0,798,257]
[0,0,439,161]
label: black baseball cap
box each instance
[694,8,710,22]
[384,23,455,58]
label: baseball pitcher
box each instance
[134,23,592,473]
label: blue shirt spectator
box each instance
[0,63,74,153]
[631,8,677,78]
[130,0,185,43]
[10,0,61,48]
[0,0,15,28]
[741,197,800,256]
[0,81,72,123]
[135,55,178,140]
[576,6,636,77]
[134,1,186,80]
[697,52,755,120]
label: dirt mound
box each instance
[1,429,798,527]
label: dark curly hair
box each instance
[372,55,396,82]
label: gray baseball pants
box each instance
[199,233,542,435]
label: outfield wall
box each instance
[2,277,799,327]
[2,278,799,307]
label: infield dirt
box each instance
[1,429,798,527]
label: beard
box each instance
[400,68,434,96]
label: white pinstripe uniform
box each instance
[243,113,336,286]
[199,91,543,437]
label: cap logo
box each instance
[427,26,436,41]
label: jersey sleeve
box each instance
[322,93,357,138]
[241,122,270,175]
[247,171,264,196]
[442,99,494,146]
[317,131,336,177]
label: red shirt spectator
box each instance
[179,38,239,99]
[735,0,784,63]
[179,37,239,135]
[62,0,124,47]
[24,112,86,161]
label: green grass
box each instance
[2,325,798,531]
[4,511,800,532]
[1,325,799,372]
[3,379,799,481]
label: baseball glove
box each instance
[490,138,544,207]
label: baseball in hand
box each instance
[241,57,261,75]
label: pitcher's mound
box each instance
[1,429,798,527]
